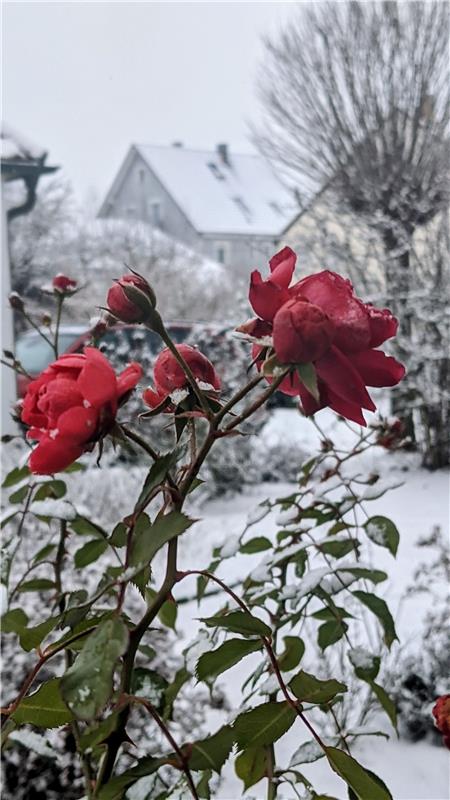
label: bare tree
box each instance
[255,0,449,466]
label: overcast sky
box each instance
[3,1,297,205]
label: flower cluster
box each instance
[241,247,405,425]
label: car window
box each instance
[16,332,83,374]
[97,327,162,373]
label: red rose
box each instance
[432,695,450,749]
[143,344,220,413]
[22,347,142,474]
[52,274,77,293]
[246,248,405,426]
[107,273,156,323]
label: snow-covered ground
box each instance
[2,407,449,799]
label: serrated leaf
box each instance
[12,679,74,728]
[297,362,320,402]
[19,616,60,652]
[290,671,347,704]
[96,756,165,800]
[326,747,392,800]
[34,480,67,501]
[109,522,127,547]
[318,620,348,651]
[130,511,193,568]
[145,587,177,630]
[74,539,108,568]
[234,701,296,749]
[338,567,387,584]
[289,738,325,766]
[185,725,234,772]
[369,681,397,731]
[277,636,305,672]
[201,610,271,638]
[70,516,107,538]
[61,618,129,719]
[163,667,190,720]
[364,516,399,557]
[321,540,357,559]
[352,590,397,648]
[196,638,261,682]
[18,579,56,592]
[137,450,177,507]
[235,746,267,790]
[240,537,272,554]
[2,465,30,488]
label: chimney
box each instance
[217,143,230,167]
[172,141,183,148]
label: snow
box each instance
[29,499,76,521]
[133,144,297,236]
[349,647,377,671]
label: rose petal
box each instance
[57,406,99,443]
[249,270,290,322]
[367,306,399,348]
[77,347,118,409]
[117,362,143,397]
[29,437,84,475]
[324,388,367,426]
[315,346,376,412]
[348,349,406,387]
[269,246,297,288]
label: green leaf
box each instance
[348,649,380,682]
[196,769,212,799]
[277,636,305,672]
[137,450,177,507]
[96,757,165,800]
[34,480,67,501]
[18,579,55,592]
[19,616,60,652]
[290,671,347,705]
[74,539,108,568]
[109,522,128,547]
[61,618,129,719]
[145,587,177,630]
[297,362,320,402]
[139,644,156,661]
[364,516,400,557]
[130,511,193,569]
[352,591,398,648]
[312,606,353,622]
[325,747,392,800]
[1,608,28,633]
[32,544,56,564]
[289,739,325,766]
[339,567,387,584]
[9,485,29,504]
[201,610,271,638]
[234,701,296,749]
[185,725,234,773]
[2,465,30,488]
[163,667,190,720]
[70,516,107,538]
[131,668,168,711]
[12,679,74,728]
[240,537,272,554]
[235,746,267,790]
[369,681,397,731]
[79,710,122,752]
[318,620,348,651]
[320,540,357,559]
[196,638,262,681]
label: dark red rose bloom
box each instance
[52,274,77,293]
[107,273,156,323]
[143,344,220,413]
[246,247,405,426]
[22,347,142,474]
[432,695,450,750]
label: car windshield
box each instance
[16,332,82,374]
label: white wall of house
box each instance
[1,187,17,436]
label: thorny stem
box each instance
[130,696,199,800]
[53,295,64,358]
[21,311,55,351]
[224,370,289,432]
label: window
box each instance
[217,247,226,264]
[215,242,228,264]
[150,201,162,227]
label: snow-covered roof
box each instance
[1,123,47,164]
[134,144,298,236]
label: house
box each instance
[98,143,298,276]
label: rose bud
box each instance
[8,292,25,312]
[107,273,157,324]
[273,298,335,364]
[143,344,220,414]
[53,274,78,293]
[41,312,52,327]
[21,347,142,474]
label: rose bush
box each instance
[22,347,142,474]
[246,246,405,425]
